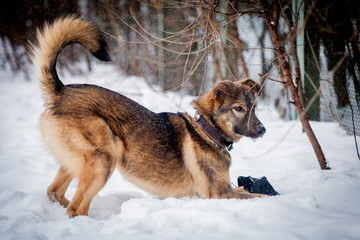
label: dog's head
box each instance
[192,79,266,142]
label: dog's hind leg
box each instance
[47,167,74,207]
[66,151,116,217]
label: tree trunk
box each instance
[229,17,249,79]
[104,0,154,90]
[265,14,329,170]
[154,0,165,90]
[211,44,223,82]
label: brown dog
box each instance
[30,16,266,217]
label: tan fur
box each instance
[30,16,266,217]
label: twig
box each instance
[258,73,286,84]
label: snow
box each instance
[1,63,360,240]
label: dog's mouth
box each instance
[235,130,258,139]
[234,125,266,139]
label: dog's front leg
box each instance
[213,187,266,199]
[195,179,266,199]
[191,163,267,199]
[233,187,267,199]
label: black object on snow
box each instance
[237,176,279,196]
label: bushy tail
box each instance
[29,16,111,105]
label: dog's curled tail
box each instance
[29,16,111,105]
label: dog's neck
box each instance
[194,112,233,151]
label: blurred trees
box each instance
[0,0,80,76]
[0,0,359,102]
[0,0,253,95]
[1,0,359,164]
[304,0,360,121]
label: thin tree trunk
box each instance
[211,44,223,82]
[229,18,249,79]
[104,0,154,90]
[264,13,329,170]
[126,0,161,87]
[154,0,165,90]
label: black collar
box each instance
[194,112,233,151]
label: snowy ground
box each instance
[1,64,360,240]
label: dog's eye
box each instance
[234,106,244,112]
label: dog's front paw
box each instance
[66,206,78,218]
[251,193,268,198]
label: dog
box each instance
[29,16,266,217]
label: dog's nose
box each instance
[256,122,266,137]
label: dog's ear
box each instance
[192,80,235,116]
[213,86,226,103]
[212,80,237,104]
[214,80,237,100]
[238,78,262,96]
